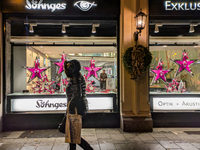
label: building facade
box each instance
[0,0,152,132]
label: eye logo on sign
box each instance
[25,0,67,12]
[74,1,97,11]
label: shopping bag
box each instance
[65,101,82,144]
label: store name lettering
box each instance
[158,101,200,107]
[165,1,200,10]
[36,100,67,109]
[25,0,67,12]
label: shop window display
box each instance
[149,46,200,93]
[14,47,117,95]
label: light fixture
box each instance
[154,23,163,33]
[134,9,147,41]
[189,23,198,33]
[92,24,100,33]
[61,23,69,34]
[29,23,37,33]
[189,24,194,33]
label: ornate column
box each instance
[120,0,153,132]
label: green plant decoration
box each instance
[122,45,152,80]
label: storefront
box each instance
[1,0,120,131]
[149,0,200,127]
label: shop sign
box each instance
[74,1,97,11]
[153,97,200,111]
[11,97,113,112]
[25,0,67,12]
[165,1,200,10]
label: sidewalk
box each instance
[0,128,200,150]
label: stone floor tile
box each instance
[24,138,42,146]
[99,143,116,150]
[90,144,100,150]
[0,144,23,150]
[150,133,166,138]
[36,146,53,150]
[82,135,97,141]
[143,140,159,144]
[154,137,170,141]
[177,134,198,142]
[20,146,37,150]
[39,138,56,146]
[163,133,184,142]
[159,141,180,149]
[191,143,200,148]
[97,133,111,138]
[123,133,137,140]
[95,129,109,134]
[2,139,14,144]
[138,133,155,141]
[98,138,113,144]
[128,136,142,142]
[12,138,28,144]
[112,139,129,144]
[130,142,149,150]
[146,143,166,150]
[52,145,69,150]
[110,133,125,140]
[81,129,96,136]
[114,143,133,150]
[4,131,24,139]
[108,129,121,134]
[176,143,199,150]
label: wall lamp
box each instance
[134,9,147,42]
[29,23,37,33]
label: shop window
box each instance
[5,18,118,113]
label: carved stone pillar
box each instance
[120,0,153,132]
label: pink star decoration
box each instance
[36,75,55,93]
[57,79,69,87]
[26,58,49,83]
[55,53,66,74]
[170,49,195,77]
[165,78,179,93]
[150,58,172,85]
[84,75,96,93]
[32,85,41,94]
[84,58,101,79]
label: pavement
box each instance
[0,128,200,150]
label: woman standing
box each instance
[64,60,93,150]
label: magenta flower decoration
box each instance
[84,58,101,79]
[150,58,172,85]
[170,49,195,77]
[26,58,49,83]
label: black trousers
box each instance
[69,138,93,150]
[100,81,106,90]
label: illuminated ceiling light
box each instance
[29,23,37,33]
[154,23,162,33]
[61,23,69,34]
[154,24,159,33]
[189,24,194,33]
[92,23,100,33]
[189,23,198,33]
[62,24,66,33]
